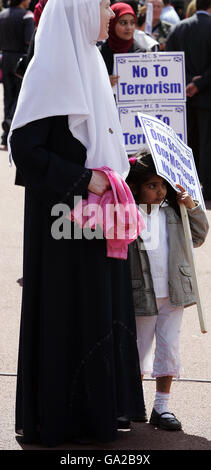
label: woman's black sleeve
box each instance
[10,117,92,208]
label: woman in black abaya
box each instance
[10,0,145,447]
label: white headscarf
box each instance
[9,0,129,178]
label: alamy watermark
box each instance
[51,196,160,250]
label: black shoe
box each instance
[117,416,131,432]
[131,413,148,423]
[150,408,182,431]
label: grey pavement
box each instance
[0,83,211,452]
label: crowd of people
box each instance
[0,0,210,448]
[0,1,34,145]
[1,0,211,199]
[165,0,211,201]
[108,0,211,201]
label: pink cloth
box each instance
[70,167,145,259]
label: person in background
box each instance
[127,150,209,431]
[0,0,34,147]
[15,0,48,83]
[29,0,37,10]
[33,0,48,26]
[171,0,185,19]
[166,0,211,200]
[2,0,9,7]
[160,0,180,24]
[110,0,159,50]
[111,0,139,15]
[185,0,196,17]
[100,2,146,88]
[148,0,172,50]
[134,4,160,50]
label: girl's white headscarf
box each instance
[9,0,129,178]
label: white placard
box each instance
[138,112,205,210]
[118,103,187,154]
[113,52,186,103]
[145,2,153,36]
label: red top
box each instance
[34,0,48,27]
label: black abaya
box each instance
[11,115,145,447]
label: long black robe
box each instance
[11,116,145,447]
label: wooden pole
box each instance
[180,203,207,334]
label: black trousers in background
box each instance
[186,103,211,200]
[1,52,22,145]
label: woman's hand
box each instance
[176,184,196,209]
[186,75,201,97]
[88,170,110,196]
[109,75,120,87]
[186,82,199,98]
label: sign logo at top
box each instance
[114,52,186,103]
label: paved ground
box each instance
[0,83,210,454]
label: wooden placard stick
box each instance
[180,203,207,334]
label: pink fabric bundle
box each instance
[70,167,145,259]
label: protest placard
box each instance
[138,112,204,208]
[138,112,207,333]
[145,2,153,36]
[113,52,186,103]
[118,103,187,154]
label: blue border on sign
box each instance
[114,53,186,103]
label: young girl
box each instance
[127,150,209,431]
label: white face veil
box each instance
[9,0,129,179]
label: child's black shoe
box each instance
[150,408,182,431]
